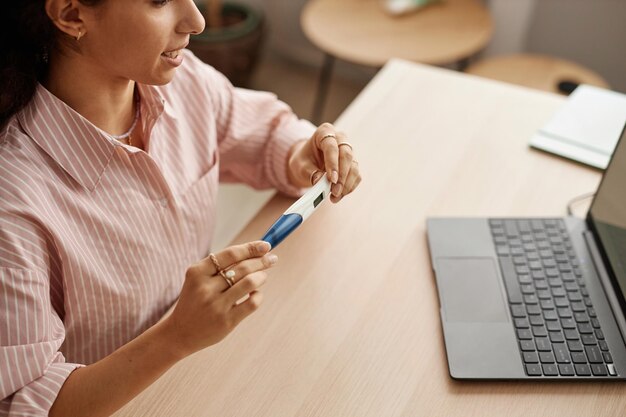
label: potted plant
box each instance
[189,0,265,87]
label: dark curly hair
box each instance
[0,0,104,127]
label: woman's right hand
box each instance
[162,241,277,358]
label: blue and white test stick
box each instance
[261,176,332,248]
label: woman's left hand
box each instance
[287,123,362,203]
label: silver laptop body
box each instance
[427,125,626,380]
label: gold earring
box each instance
[76,30,83,41]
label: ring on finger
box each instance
[309,169,323,185]
[319,133,337,146]
[209,253,222,272]
[338,142,353,151]
[220,269,235,288]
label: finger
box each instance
[333,132,353,198]
[311,169,325,185]
[313,123,339,184]
[230,290,264,324]
[224,253,277,286]
[224,270,268,305]
[332,162,361,203]
[201,241,271,276]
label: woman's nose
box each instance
[181,0,206,35]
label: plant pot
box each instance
[189,2,265,87]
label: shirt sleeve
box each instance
[0,215,83,416]
[184,50,317,197]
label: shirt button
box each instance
[160,198,168,208]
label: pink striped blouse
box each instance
[0,50,314,416]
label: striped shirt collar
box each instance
[17,83,166,192]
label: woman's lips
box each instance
[161,49,184,66]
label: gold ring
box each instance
[309,169,323,185]
[319,133,337,146]
[338,142,353,151]
[209,253,222,272]
[220,269,235,288]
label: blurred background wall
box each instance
[241,0,626,92]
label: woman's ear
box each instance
[45,0,85,39]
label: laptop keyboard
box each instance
[489,219,617,377]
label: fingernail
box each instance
[267,254,278,265]
[258,241,271,252]
[331,171,338,184]
[333,183,343,197]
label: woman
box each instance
[0,1,361,416]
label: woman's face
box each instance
[78,0,205,85]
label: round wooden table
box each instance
[466,54,610,95]
[301,0,493,122]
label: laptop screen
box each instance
[588,123,626,314]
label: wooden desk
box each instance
[113,60,624,417]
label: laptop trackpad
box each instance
[437,258,508,323]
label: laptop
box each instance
[426,123,626,380]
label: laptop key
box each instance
[561,318,576,329]
[525,294,539,304]
[498,257,523,304]
[537,290,552,299]
[517,329,532,340]
[543,364,559,376]
[530,315,544,326]
[558,364,575,376]
[572,352,587,363]
[539,352,555,364]
[552,343,571,363]
[546,321,561,332]
[585,346,603,363]
[591,364,608,376]
[554,297,569,308]
[523,352,539,363]
[549,332,564,343]
[581,334,596,345]
[564,329,579,340]
[575,364,591,376]
[527,304,541,315]
[511,305,526,318]
[602,352,613,364]
[607,364,617,376]
[543,310,558,321]
[535,337,551,351]
[595,329,604,339]
[532,326,547,337]
[540,299,555,310]
[514,318,530,328]
[520,340,535,351]
[578,323,593,334]
[574,312,589,322]
[525,364,542,376]
[598,340,609,351]
[567,340,583,352]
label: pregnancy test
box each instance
[261,176,332,248]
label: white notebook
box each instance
[530,85,626,169]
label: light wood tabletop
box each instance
[301,0,493,67]
[113,60,625,417]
